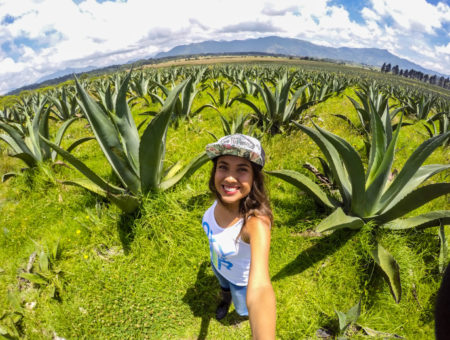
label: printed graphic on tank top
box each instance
[202,201,251,286]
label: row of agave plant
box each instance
[0,65,449,305]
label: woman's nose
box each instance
[224,174,238,182]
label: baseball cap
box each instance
[205,134,265,167]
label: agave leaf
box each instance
[260,81,276,116]
[336,300,361,332]
[293,122,351,205]
[364,119,401,215]
[53,117,78,147]
[11,152,37,168]
[40,135,125,195]
[231,97,264,120]
[376,183,450,224]
[332,114,359,131]
[139,79,189,193]
[369,242,401,303]
[192,103,219,115]
[19,272,48,285]
[136,117,150,131]
[345,300,361,325]
[36,100,52,160]
[361,326,404,338]
[0,133,24,154]
[114,70,140,173]
[265,169,336,209]
[63,179,140,213]
[378,131,450,211]
[39,251,49,272]
[163,161,183,180]
[159,152,209,191]
[285,84,308,119]
[66,136,96,153]
[313,122,366,215]
[316,207,364,232]
[381,210,450,230]
[52,240,60,261]
[0,123,33,155]
[377,164,450,214]
[335,310,348,332]
[51,117,78,161]
[439,223,448,274]
[2,172,17,182]
[365,107,390,185]
[75,76,140,194]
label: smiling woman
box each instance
[202,134,276,340]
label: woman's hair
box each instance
[208,157,273,229]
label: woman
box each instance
[202,134,276,339]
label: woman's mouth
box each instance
[222,185,239,195]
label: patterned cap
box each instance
[206,134,265,167]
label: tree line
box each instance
[381,62,450,89]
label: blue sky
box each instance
[0,0,449,94]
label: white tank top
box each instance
[202,201,251,286]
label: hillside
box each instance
[156,36,447,78]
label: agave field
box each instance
[0,60,449,339]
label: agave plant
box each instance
[0,98,87,181]
[267,107,450,302]
[48,86,81,121]
[334,83,404,156]
[401,92,438,121]
[423,110,450,147]
[233,72,309,135]
[207,113,260,141]
[206,80,236,109]
[147,69,217,127]
[41,72,209,213]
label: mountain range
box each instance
[7,35,447,95]
[156,36,447,78]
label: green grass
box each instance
[0,64,449,339]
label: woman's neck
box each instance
[214,200,242,228]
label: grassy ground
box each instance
[0,67,449,339]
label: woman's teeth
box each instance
[223,185,238,193]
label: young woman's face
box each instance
[214,155,254,207]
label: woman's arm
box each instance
[245,216,276,340]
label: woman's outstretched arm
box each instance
[245,216,276,340]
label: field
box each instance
[0,59,449,339]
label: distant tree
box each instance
[392,65,399,75]
[424,74,429,83]
[385,63,391,73]
[430,75,437,85]
[381,62,387,72]
[438,76,445,87]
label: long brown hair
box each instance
[208,157,273,231]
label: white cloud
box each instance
[0,0,449,94]
[436,43,450,55]
[370,0,450,34]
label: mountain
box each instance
[156,36,447,78]
[35,66,98,84]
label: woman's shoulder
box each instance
[243,215,271,242]
[247,215,271,229]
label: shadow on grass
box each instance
[270,195,328,231]
[116,210,140,255]
[272,229,358,281]
[183,261,217,340]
